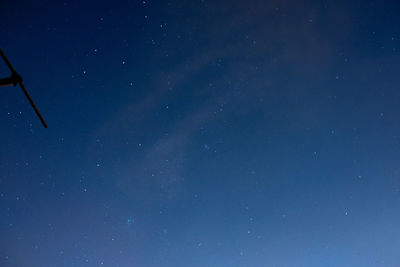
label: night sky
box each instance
[1,0,400,266]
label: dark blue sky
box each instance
[1,0,400,266]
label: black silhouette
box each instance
[0,49,47,128]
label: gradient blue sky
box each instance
[1,0,400,266]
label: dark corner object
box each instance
[0,49,47,128]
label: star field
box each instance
[1,0,400,266]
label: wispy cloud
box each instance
[88,0,355,201]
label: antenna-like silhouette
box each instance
[0,49,47,128]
